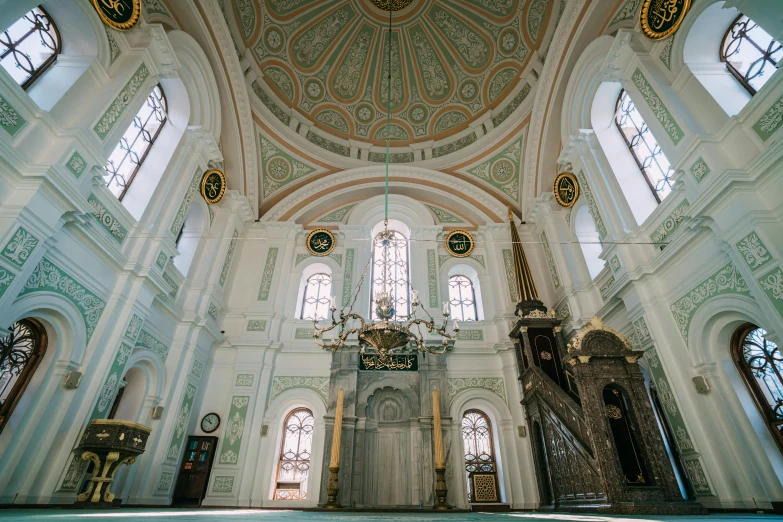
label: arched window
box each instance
[370,223,409,320]
[104,85,168,200]
[273,408,314,500]
[462,409,498,501]
[449,275,477,321]
[615,90,674,202]
[0,7,60,90]
[0,319,47,434]
[733,325,783,453]
[722,15,782,96]
[301,273,332,320]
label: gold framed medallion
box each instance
[201,169,226,205]
[640,0,691,40]
[445,230,475,258]
[91,0,141,31]
[306,229,336,256]
[553,172,579,208]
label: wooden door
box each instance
[173,436,217,505]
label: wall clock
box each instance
[201,169,226,205]
[553,172,579,208]
[445,230,475,258]
[306,229,336,256]
[91,0,141,31]
[640,0,691,40]
[200,413,220,433]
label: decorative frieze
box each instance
[736,232,772,272]
[191,360,204,378]
[0,267,15,299]
[427,249,438,308]
[341,248,355,307]
[659,36,674,70]
[753,93,783,142]
[257,247,278,301]
[502,249,518,302]
[689,157,710,182]
[88,193,127,243]
[610,255,621,273]
[540,231,561,289]
[649,199,689,244]
[317,204,354,223]
[683,458,713,496]
[247,319,267,331]
[66,151,87,178]
[447,377,506,404]
[599,275,615,298]
[759,268,783,318]
[575,170,607,239]
[219,396,250,464]
[170,169,202,236]
[207,301,220,321]
[166,383,198,461]
[162,271,179,299]
[425,204,462,224]
[268,376,329,405]
[610,0,642,25]
[1,226,39,268]
[94,62,149,140]
[212,475,235,493]
[124,314,144,342]
[235,374,254,387]
[631,68,683,145]
[156,471,174,493]
[90,341,134,420]
[105,28,121,65]
[670,262,751,345]
[456,329,484,340]
[294,327,314,339]
[136,328,169,362]
[155,251,167,270]
[0,93,26,136]
[219,229,239,287]
[20,258,106,340]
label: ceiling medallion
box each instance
[640,0,691,40]
[553,172,579,208]
[200,169,226,205]
[91,0,141,31]
[306,229,336,257]
[445,230,475,258]
[369,0,414,11]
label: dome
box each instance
[242,0,546,162]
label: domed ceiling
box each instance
[238,0,549,161]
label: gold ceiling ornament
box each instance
[369,0,414,11]
[640,0,691,40]
[91,0,141,31]
[200,169,226,204]
[553,172,579,208]
[445,230,475,258]
[306,229,336,257]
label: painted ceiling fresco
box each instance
[236,0,550,161]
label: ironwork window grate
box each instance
[449,275,477,321]
[370,229,410,320]
[615,90,674,202]
[301,273,332,320]
[462,409,496,478]
[0,319,47,434]
[0,7,60,90]
[104,85,168,200]
[273,408,314,500]
[722,15,782,96]
[734,325,783,453]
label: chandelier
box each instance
[313,6,458,360]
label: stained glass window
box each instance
[273,408,314,500]
[104,85,167,200]
[722,15,782,95]
[449,275,477,321]
[615,90,674,202]
[370,229,409,320]
[462,409,496,494]
[301,273,332,320]
[0,319,46,434]
[734,325,783,451]
[0,7,60,89]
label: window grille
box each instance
[301,273,332,320]
[722,15,782,95]
[273,408,314,500]
[104,85,167,200]
[449,275,477,321]
[0,7,60,89]
[0,319,47,434]
[370,229,409,320]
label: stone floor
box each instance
[0,511,780,522]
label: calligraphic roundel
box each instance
[445,230,475,258]
[201,169,227,204]
[306,229,336,256]
[640,0,691,40]
[553,172,579,208]
[91,0,141,31]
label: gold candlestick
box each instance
[326,389,344,508]
[432,389,448,510]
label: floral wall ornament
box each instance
[1,227,39,268]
